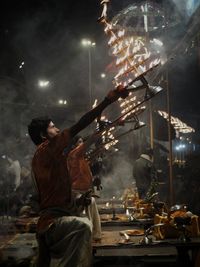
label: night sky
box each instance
[0,0,200,133]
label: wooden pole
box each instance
[166,69,174,206]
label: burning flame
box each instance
[158,110,195,134]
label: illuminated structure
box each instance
[99,0,163,129]
[158,110,195,134]
[112,2,181,34]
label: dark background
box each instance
[0,0,199,142]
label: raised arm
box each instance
[69,98,110,137]
[48,86,128,157]
[69,86,128,137]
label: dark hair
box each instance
[28,116,52,145]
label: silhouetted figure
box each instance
[133,148,156,199]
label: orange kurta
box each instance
[67,144,93,192]
[31,97,112,233]
[32,129,72,233]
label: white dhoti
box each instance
[37,216,92,267]
[85,197,102,241]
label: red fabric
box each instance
[31,98,111,233]
[67,144,93,191]
[32,129,72,233]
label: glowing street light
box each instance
[81,39,96,47]
[38,80,50,88]
[101,73,106,78]
[81,38,96,107]
[19,61,25,69]
[58,99,67,105]
[82,39,91,46]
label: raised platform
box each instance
[1,217,200,267]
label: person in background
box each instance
[67,135,102,241]
[1,154,22,216]
[28,86,128,267]
[6,155,21,190]
[132,148,156,199]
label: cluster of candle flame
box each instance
[158,110,195,134]
[100,1,161,87]
[97,0,162,151]
[119,92,146,122]
[98,116,118,150]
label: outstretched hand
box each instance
[106,84,129,103]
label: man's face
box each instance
[46,121,60,139]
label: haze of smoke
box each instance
[101,152,134,199]
[0,2,199,226]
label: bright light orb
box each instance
[81,39,95,47]
[58,99,67,105]
[153,38,163,46]
[38,80,50,88]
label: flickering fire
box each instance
[158,110,195,134]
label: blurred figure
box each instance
[1,154,21,191]
[132,148,156,199]
[1,155,22,216]
[6,156,21,190]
